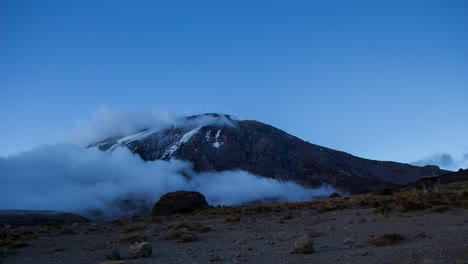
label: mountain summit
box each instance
[91,113,445,194]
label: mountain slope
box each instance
[91,114,446,194]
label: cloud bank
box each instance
[412,153,468,171]
[0,144,335,220]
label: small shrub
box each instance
[47,245,64,253]
[167,221,211,233]
[373,205,393,215]
[164,230,198,243]
[122,225,146,233]
[280,213,293,222]
[118,235,148,244]
[371,233,405,247]
[224,216,241,223]
[432,206,450,213]
[414,232,426,238]
[377,188,394,196]
[164,230,184,240]
[9,243,29,250]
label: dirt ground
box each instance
[1,206,467,264]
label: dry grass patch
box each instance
[122,225,146,233]
[118,234,148,244]
[167,221,211,233]
[201,181,467,217]
[164,230,198,242]
[224,216,241,223]
[9,242,29,250]
[373,205,393,215]
[371,233,405,247]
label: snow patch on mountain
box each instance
[163,127,201,158]
[212,130,223,148]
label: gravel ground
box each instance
[1,206,467,264]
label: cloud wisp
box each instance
[412,153,468,171]
[65,106,238,147]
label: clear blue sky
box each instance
[1,0,467,163]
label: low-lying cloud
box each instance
[0,144,335,220]
[412,153,468,171]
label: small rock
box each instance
[292,235,314,254]
[352,244,364,249]
[343,239,354,245]
[239,245,252,251]
[415,232,426,238]
[106,249,121,260]
[128,242,152,258]
[423,259,436,264]
[178,233,198,243]
[98,261,125,264]
[47,245,63,253]
[209,254,220,262]
[328,192,342,198]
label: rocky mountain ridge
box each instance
[90,114,446,194]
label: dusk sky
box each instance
[1,0,467,165]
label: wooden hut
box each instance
[420,176,440,193]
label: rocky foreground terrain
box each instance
[1,181,467,264]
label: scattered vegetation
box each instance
[118,234,148,244]
[47,245,64,253]
[371,233,406,247]
[9,242,29,250]
[167,221,211,233]
[223,216,241,223]
[164,221,209,243]
[373,205,393,215]
[279,213,294,223]
[121,225,147,233]
[164,230,198,243]
[414,232,426,238]
[204,181,468,216]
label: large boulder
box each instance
[151,191,209,216]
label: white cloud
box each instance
[65,106,238,147]
[66,106,175,146]
[0,144,335,220]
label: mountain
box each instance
[90,114,446,194]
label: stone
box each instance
[328,192,342,198]
[209,254,220,262]
[178,233,198,243]
[47,245,63,253]
[106,249,121,260]
[292,235,314,254]
[128,242,152,258]
[239,245,252,251]
[151,191,209,216]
